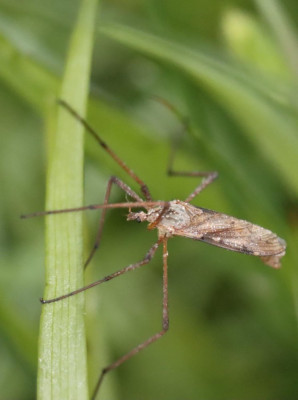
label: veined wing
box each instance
[174,206,286,269]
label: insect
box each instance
[22,99,286,399]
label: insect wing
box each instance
[175,206,286,268]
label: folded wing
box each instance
[174,206,286,268]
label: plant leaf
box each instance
[37,0,98,399]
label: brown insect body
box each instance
[128,200,286,269]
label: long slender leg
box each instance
[91,236,169,400]
[167,132,218,203]
[41,238,162,304]
[84,176,143,269]
[58,100,152,200]
[158,101,218,203]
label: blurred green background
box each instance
[1,0,298,399]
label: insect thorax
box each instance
[127,200,193,236]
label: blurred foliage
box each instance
[0,0,298,399]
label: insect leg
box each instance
[167,132,218,203]
[91,236,169,400]
[84,176,143,269]
[41,238,162,304]
[183,171,218,203]
[153,97,218,203]
[58,100,152,200]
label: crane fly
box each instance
[22,99,286,399]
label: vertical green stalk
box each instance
[37,0,98,399]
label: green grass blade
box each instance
[37,0,98,399]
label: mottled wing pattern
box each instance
[174,206,286,268]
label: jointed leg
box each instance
[167,139,218,203]
[91,236,169,400]
[84,176,143,269]
[152,97,218,204]
[58,100,152,200]
[41,238,162,304]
